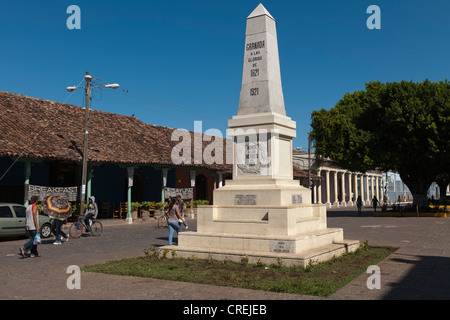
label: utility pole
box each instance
[80,72,92,216]
[67,72,119,216]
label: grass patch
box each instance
[82,243,396,297]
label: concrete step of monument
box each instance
[211,205,319,221]
[208,219,269,235]
[295,217,327,234]
[178,228,344,254]
[164,239,360,268]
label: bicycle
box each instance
[69,216,103,238]
[157,210,168,229]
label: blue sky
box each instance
[1,0,449,150]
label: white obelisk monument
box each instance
[167,4,359,267]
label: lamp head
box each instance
[104,83,120,89]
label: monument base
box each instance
[163,238,359,268]
[161,200,360,268]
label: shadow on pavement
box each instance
[382,255,450,299]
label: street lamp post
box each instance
[67,72,119,216]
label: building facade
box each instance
[293,150,384,206]
[0,91,231,215]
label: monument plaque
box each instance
[292,194,303,204]
[234,194,257,205]
[270,240,294,253]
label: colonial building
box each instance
[0,90,232,215]
[293,150,384,206]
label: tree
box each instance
[311,80,450,208]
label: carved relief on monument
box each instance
[235,136,270,176]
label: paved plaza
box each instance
[1,206,450,301]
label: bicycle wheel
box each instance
[157,215,167,229]
[69,222,82,238]
[90,221,103,236]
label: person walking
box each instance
[372,196,379,212]
[176,195,188,230]
[85,196,98,231]
[51,217,69,245]
[356,195,363,215]
[19,196,40,258]
[167,197,182,245]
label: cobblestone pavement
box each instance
[1,206,450,301]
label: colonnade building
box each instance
[293,150,384,206]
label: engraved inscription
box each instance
[292,194,303,204]
[234,194,257,205]
[250,87,259,96]
[270,240,294,253]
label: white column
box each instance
[317,169,322,204]
[375,175,379,200]
[313,184,317,204]
[348,172,353,205]
[333,171,338,204]
[360,174,365,204]
[365,175,370,205]
[340,172,345,204]
[218,172,223,188]
[325,170,330,205]
[353,173,358,202]
[380,176,384,202]
[370,175,374,201]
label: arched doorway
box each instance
[195,174,207,200]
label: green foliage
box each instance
[240,255,249,265]
[131,202,141,211]
[311,79,450,207]
[255,257,265,268]
[85,246,396,297]
[155,202,165,210]
[185,200,210,208]
[140,201,155,211]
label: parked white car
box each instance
[0,203,52,238]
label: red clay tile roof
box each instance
[0,90,231,171]
[293,165,322,180]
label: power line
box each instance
[103,88,226,123]
[91,88,189,123]
[0,78,85,183]
[91,76,230,120]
